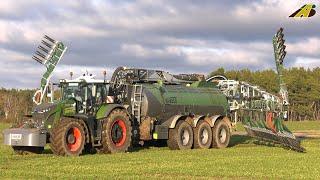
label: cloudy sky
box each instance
[0,0,319,88]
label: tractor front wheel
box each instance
[101,109,132,153]
[50,118,86,156]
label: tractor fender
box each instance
[96,103,127,119]
[206,115,232,130]
[192,115,206,127]
[167,115,188,129]
[205,115,222,127]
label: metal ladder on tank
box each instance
[132,84,143,123]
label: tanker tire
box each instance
[167,121,193,150]
[12,146,44,155]
[212,119,230,148]
[101,109,132,153]
[193,120,212,149]
[49,118,86,156]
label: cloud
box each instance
[292,57,320,68]
[0,0,319,88]
[287,37,320,57]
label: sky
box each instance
[0,0,319,88]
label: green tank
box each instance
[139,82,229,124]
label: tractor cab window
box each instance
[61,82,90,113]
[95,84,108,104]
[61,82,109,113]
[61,82,80,100]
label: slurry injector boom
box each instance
[208,28,305,152]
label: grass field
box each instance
[1,121,320,179]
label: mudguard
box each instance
[96,103,127,119]
[166,115,188,129]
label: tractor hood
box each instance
[31,102,58,128]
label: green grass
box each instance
[284,120,320,131]
[1,122,320,179]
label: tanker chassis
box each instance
[3,67,232,156]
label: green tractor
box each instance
[4,73,112,155]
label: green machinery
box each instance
[3,28,304,156]
[3,73,110,154]
[3,35,232,155]
[4,66,232,155]
[207,28,304,152]
[32,35,67,105]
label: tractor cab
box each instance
[59,74,110,115]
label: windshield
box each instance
[61,82,82,100]
[61,82,109,102]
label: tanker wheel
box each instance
[212,119,230,148]
[167,121,193,150]
[50,118,86,156]
[101,109,132,153]
[193,120,212,149]
[12,146,44,155]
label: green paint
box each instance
[142,82,229,114]
[40,98,77,130]
[96,104,116,119]
[40,42,66,90]
[96,104,108,119]
[190,81,217,88]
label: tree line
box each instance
[0,67,319,122]
[0,89,34,123]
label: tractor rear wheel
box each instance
[167,121,193,150]
[101,109,132,153]
[12,146,44,155]
[193,120,212,149]
[50,118,86,156]
[212,119,230,148]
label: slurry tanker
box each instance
[3,28,304,156]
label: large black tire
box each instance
[212,118,231,148]
[167,121,193,150]
[101,109,132,153]
[49,118,86,156]
[193,120,213,149]
[12,146,44,155]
